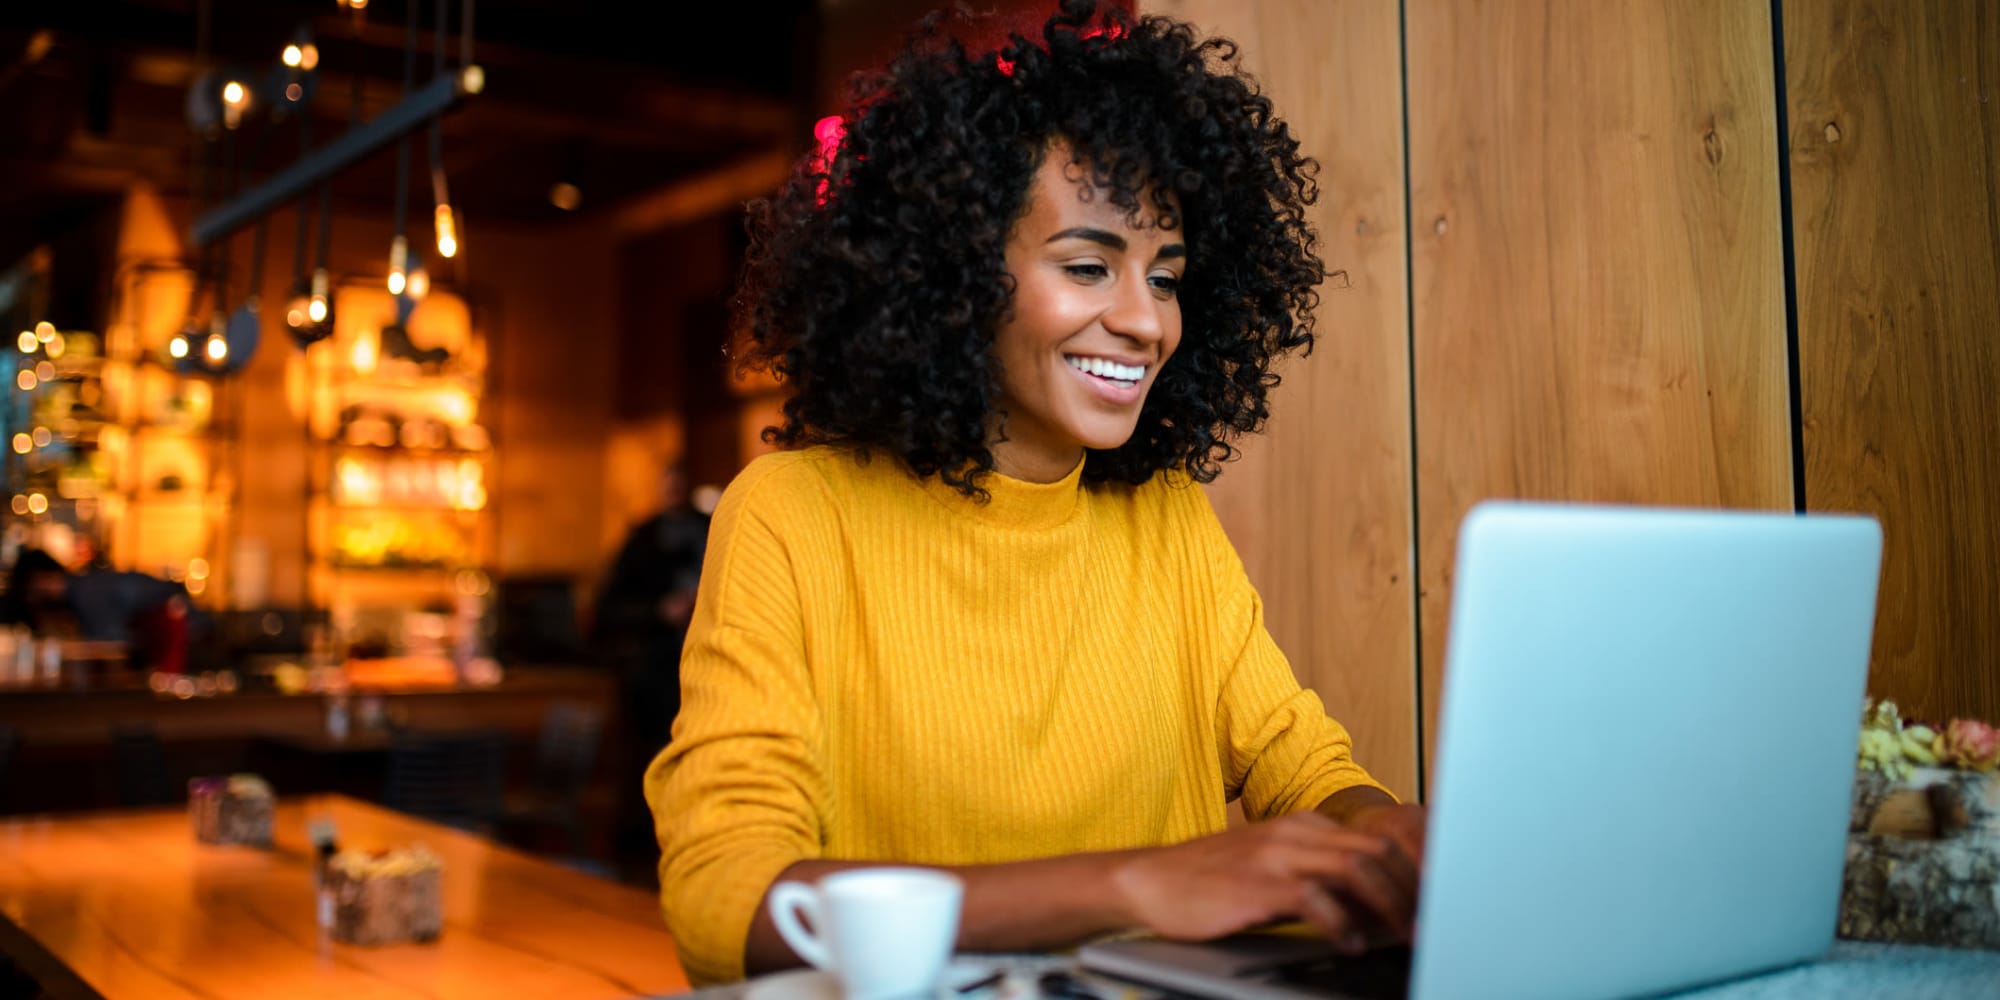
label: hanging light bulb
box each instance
[434,203,458,259]
[34,321,54,343]
[387,235,408,295]
[285,283,311,330]
[206,332,229,363]
[221,79,250,129]
[16,331,35,353]
[406,265,431,301]
[283,44,303,68]
[308,268,330,325]
[168,334,189,360]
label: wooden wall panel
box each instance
[1153,0,1418,800]
[1784,0,2000,722]
[1407,0,1793,773]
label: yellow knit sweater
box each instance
[645,446,1386,984]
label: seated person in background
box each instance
[646,0,1424,985]
[597,460,711,862]
[4,547,200,669]
[4,548,80,636]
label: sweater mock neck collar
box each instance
[921,455,1087,530]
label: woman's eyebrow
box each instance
[1046,228,1188,262]
[1045,226,1126,250]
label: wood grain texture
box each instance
[1784,0,2000,723]
[1407,0,1793,777]
[0,796,689,1000]
[1150,0,1418,800]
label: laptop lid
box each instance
[1078,502,1883,1000]
[1410,502,1881,1000]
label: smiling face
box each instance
[986,146,1186,483]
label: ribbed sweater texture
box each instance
[646,446,1385,983]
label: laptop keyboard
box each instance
[1267,945,1412,1000]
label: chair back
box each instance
[0,724,16,808]
[111,724,174,807]
[384,729,506,832]
[531,702,605,803]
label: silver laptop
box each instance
[1081,502,1883,1000]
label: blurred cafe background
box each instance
[3,0,1998,925]
[0,0,990,884]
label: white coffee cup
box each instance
[768,867,964,1000]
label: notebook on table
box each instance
[1081,501,1884,1000]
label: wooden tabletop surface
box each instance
[0,795,691,999]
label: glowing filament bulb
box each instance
[11,434,29,454]
[206,335,228,362]
[283,44,302,67]
[168,335,189,359]
[434,204,459,259]
[388,235,408,295]
[222,81,247,108]
[309,267,330,324]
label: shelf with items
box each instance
[94,262,239,598]
[304,284,492,620]
[0,254,242,612]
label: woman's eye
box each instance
[1149,274,1182,296]
[1062,263,1109,280]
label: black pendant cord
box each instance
[391,0,418,256]
[316,36,368,280]
[190,0,214,315]
[190,135,216,315]
[211,128,237,316]
[430,0,450,236]
[460,0,475,68]
[244,124,275,305]
[290,106,313,293]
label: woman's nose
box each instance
[1101,273,1167,345]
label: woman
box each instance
[647,0,1424,984]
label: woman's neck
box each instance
[989,442,1085,485]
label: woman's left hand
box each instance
[1342,803,1426,875]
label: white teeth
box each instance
[1066,355,1146,382]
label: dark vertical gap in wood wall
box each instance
[1770,0,1808,514]
[1396,0,1427,803]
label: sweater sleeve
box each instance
[1188,488,1393,821]
[643,461,826,985]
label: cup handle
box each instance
[768,880,834,971]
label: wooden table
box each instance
[0,795,691,999]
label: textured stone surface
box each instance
[1840,769,2000,951]
[187,787,273,847]
[329,868,443,946]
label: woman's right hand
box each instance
[1108,811,1419,953]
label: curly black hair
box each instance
[736,0,1323,496]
